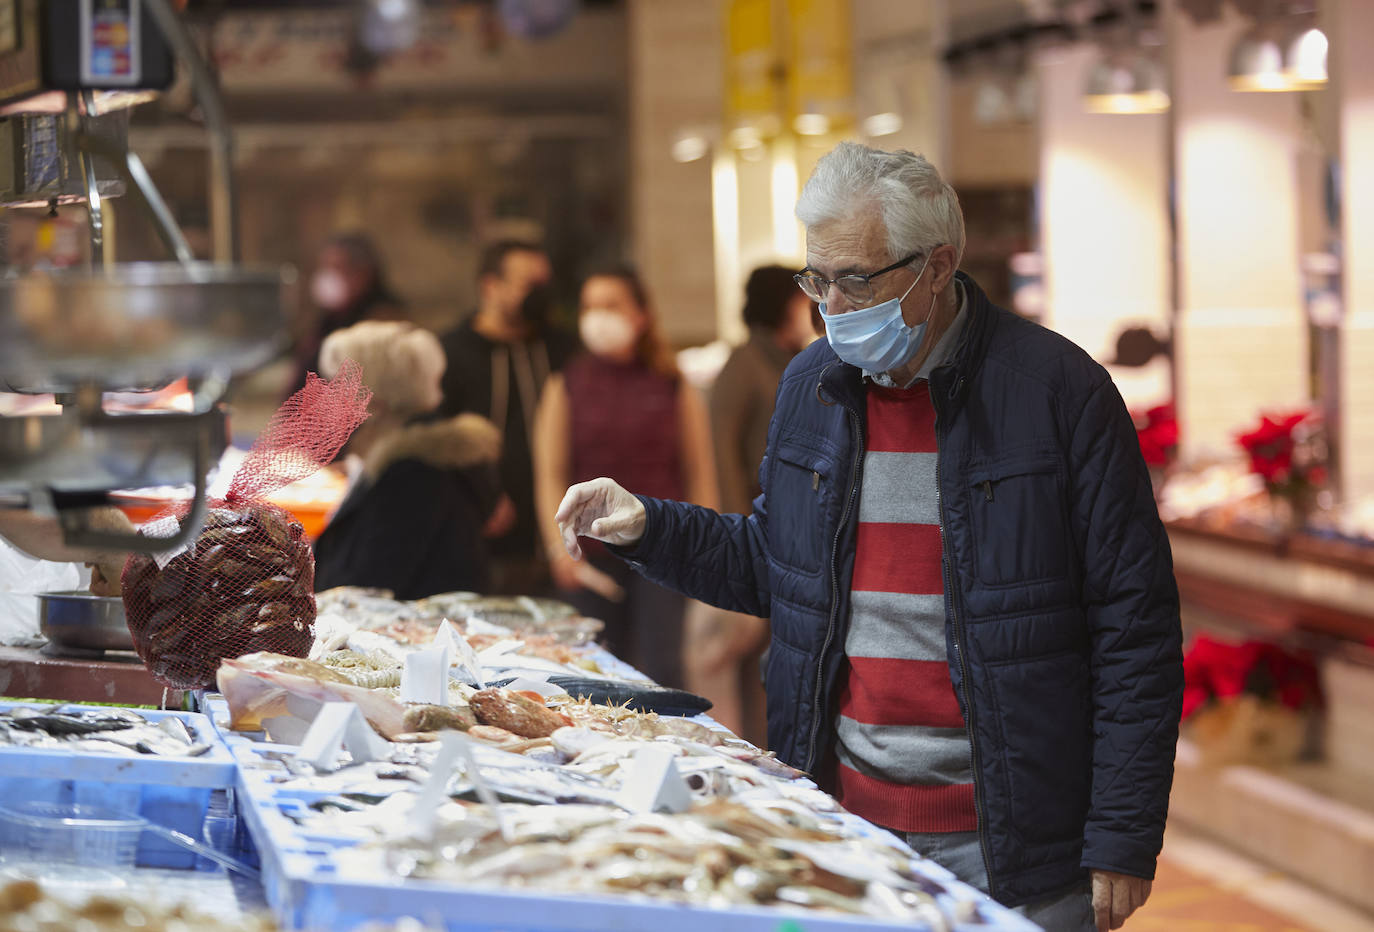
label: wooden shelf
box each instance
[1167,520,1374,649]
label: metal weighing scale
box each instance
[0,0,292,555]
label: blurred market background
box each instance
[3,0,1374,929]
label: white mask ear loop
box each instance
[898,252,937,326]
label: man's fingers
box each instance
[1091,875,1111,932]
[1110,879,1132,929]
[589,515,630,540]
[555,483,590,526]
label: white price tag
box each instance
[400,645,451,706]
[294,702,387,772]
[409,731,513,842]
[614,745,692,814]
[436,618,486,689]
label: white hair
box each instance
[795,142,966,265]
[319,320,446,417]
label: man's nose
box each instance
[823,283,854,312]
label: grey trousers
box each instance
[903,830,1097,932]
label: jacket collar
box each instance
[363,413,501,478]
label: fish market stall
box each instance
[0,588,1037,932]
[205,588,1035,931]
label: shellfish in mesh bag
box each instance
[122,362,372,689]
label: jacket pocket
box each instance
[767,436,840,577]
[987,649,1092,847]
[966,453,1070,587]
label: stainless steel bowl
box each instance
[0,262,295,393]
[37,591,134,652]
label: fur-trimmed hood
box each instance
[363,413,501,478]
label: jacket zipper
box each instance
[805,402,864,773]
[934,383,996,898]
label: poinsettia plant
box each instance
[1181,634,1322,721]
[1132,403,1179,467]
[1236,409,1328,510]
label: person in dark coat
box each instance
[313,321,501,600]
[438,240,577,595]
[553,143,1182,932]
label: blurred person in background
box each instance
[713,265,819,513]
[439,240,577,595]
[533,267,717,688]
[554,143,1181,932]
[313,321,502,600]
[291,232,406,396]
[692,265,817,742]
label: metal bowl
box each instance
[37,591,134,652]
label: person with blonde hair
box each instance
[314,320,503,599]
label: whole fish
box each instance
[0,706,206,758]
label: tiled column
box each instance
[1037,44,1172,410]
[1335,0,1374,500]
[628,0,723,347]
[1172,5,1308,460]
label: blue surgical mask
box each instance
[819,253,936,374]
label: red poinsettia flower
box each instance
[1181,635,1323,721]
[1236,411,1318,488]
[1133,404,1179,467]
[1145,404,1176,425]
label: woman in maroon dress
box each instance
[533,267,717,688]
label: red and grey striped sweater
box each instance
[834,378,978,834]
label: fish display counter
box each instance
[0,588,1039,932]
[206,588,1036,931]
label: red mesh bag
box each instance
[122,362,372,689]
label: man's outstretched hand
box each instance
[1091,869,1152,931]
[554,478,647,560]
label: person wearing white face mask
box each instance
[289,233,405,398]
[553,144,1181,932]
[532,267,717,689]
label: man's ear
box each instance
[927,244,959,295]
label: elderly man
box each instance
[556,143,1182,932]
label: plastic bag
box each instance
[0,539,85,646]
[121,362,371,689]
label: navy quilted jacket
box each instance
[616,273,1183,906]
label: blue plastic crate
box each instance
[225,742,1035,931]
[0,702,235,869]
[206,691,1037,931]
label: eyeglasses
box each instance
[793,253,923,305]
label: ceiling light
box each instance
[671,133,709,163]
[1229,28,1291,92]
[861,111,903,137]
[1283,25,1328,88]
[975,79,1012,124]
[792,112,831,136]
[1084,50,1170,114]
[728,124,763,150]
